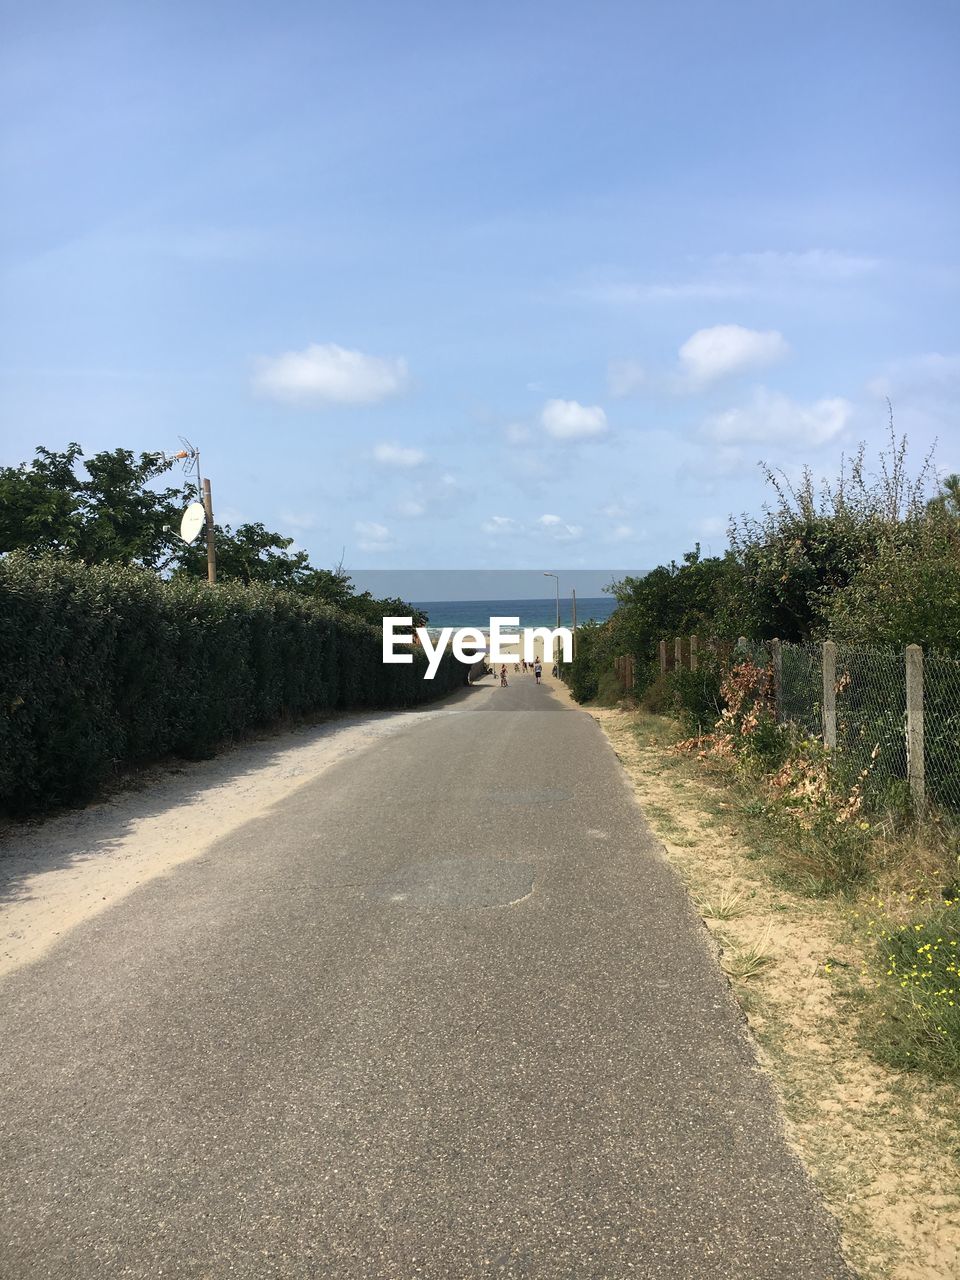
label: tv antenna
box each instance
[164,438,217,585]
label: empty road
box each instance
[0,674,852,1278]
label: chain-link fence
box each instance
[923,652,960,811]
[834,645,908,800]
[660,633,960,814]
[779,642,822,738]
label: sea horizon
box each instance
[412,596,617,632]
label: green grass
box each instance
[865,898,960,1082]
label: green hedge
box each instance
[0,554,468,814]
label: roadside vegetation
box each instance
[565,425,960,1088]
[0,443,462,816]
[671,659,960,1084]
[558,424,960,1275]
[579,700,960,1280]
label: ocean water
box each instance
[412,597,617,632]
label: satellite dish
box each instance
[179,502,206,543]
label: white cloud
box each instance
[866,351,960,400]
[254,343,409,406]
[504,422,531,444]
[578,250,879,307]
[704,388,853,447]
[607,359,646,398]
[482,512,584,541]
[535,513,583,540]
[865,352,960,464]
[579,280,748,304]
[279,510,317,531]
[721,249,879,281]
[395,499,425,518]
[679,324,789,386]
[481,515,519,535]
[541,398,608,440]
[355,520,390,539]
[373,442,426,467]
[610,524,634,541]
[354,519,394,552]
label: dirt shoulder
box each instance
[586,700,960,1280]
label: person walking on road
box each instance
[500,665,509,687]
[533,658,542,685]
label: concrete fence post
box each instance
[770,638,783,724]
[736,635,748,656]
[822,641,837,750]
[674,636,682,670]
[659,639,667,675]
[906,644,925,816]
[690,634,699,673]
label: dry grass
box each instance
[697,882,747,920]
[721,922,777,980]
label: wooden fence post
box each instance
[659,639,667,674]
[906,644,925,816]
[674,636,683,670]
[690,634,698,672]
[822,641,837,750]
[770,638,783,724]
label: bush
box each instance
[0,554,468,814]
[564,619,614,703]
[668,661,725,733]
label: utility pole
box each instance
[166,440,217,587]
[571,588,577,659]
[202,476,217,586]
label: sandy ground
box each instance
[0,680,497,980]
[587,702,960,1280]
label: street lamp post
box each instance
[543,572,560,678]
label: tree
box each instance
[173,521,313,588]
[926,473,960,521]
[2,442,428,625]
[0,443,186,568]
[610,547,746,656]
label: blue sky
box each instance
[2,0,958,573]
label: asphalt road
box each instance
[0,674,853,1279]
